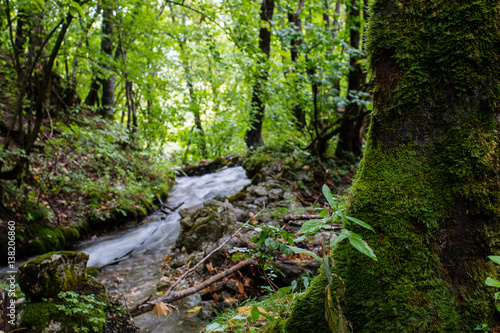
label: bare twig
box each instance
[129,258,255,317]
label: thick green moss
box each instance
[27,224,80,255]
[283,268,331,333]
[21,301,61,333]
[228,191,247,203]
[86,267,100,278]
[19,251,88,300]
[285,1,500,331]
[21,279,109,333]
[187,213,217,233]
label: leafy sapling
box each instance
[299,184,377,260]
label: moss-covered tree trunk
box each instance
[284,1,500,332]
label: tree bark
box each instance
[285,1,500,332]
[179,41,207,157]
[125,80,137,138]
[288,0,305,129]
[245,0,275,150]
[100,0,115,118]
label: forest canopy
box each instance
[0,0,371,168]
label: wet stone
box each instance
[254,197,268,207]
[18,251,88,300]
[268,188,283,200]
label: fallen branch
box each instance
[165,208,263,295]
[128,209,265,317]
[163,202,184,212]
[283,214,322,223]
[128,258,255,317]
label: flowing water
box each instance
[77,166,250,332]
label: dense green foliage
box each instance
[4,0,500,331]
[0,0,371,256]
[0,112,172,259]
[0,0,371,163]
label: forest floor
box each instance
[1,104,357,331]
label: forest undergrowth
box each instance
[0,106,173,263]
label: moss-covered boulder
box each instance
[21,278,139,333]
[19,252,139,333]
[19,251,88,301]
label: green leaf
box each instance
[68,1,84,17]
[322,184,335,208]
[206,322,227,332]
[340,228,363,239]
[69,6,78,16]
[330,234,347,248]
[299,218,328,234]
[337,210,349,224]
[323,254,333,286]
[251,305,261,321]
[488,256,500,265]
[288,246,321,262]
[251,305,273,321]
[485,277,500,288]
[348,237,377,261]
[345,216,374,232]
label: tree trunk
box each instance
[245,0,275,150]
[284,1,500,332]
[100,0,115,118]
[288,0,305,129]
[179,41,207,157]
[84,79,100,106]
[334,0,367,162]
[125,80,137,138]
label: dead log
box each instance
[128,258,255,317]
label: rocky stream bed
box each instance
[3,156,339,332]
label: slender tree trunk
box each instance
[179,41,207,157]
[125,80,137,137]
[334,0,367,162]
[1,7,74,179]
[245,0,275,150]
[323,0,342,93]
[284,1,500,332]
[288,0,305,129]
[84,79,100,106]
[100,0,115,118]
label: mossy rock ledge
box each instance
[19,251,140,333]
[19,251,88,300]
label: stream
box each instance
[77,166,250,332]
